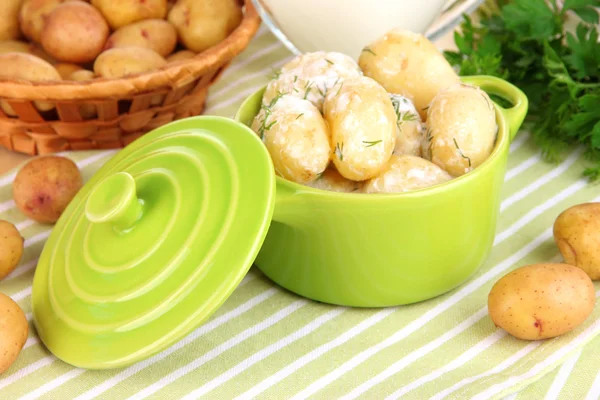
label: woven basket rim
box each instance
[0,0,261,101]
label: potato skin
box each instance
[105,19,178,57]
[251,95,330,184]
[488,263,595,340]
[94,47,167,79]
[55,63,83,79]
[0,0,24,41]
[0,292,28,374]
[166,50,196,63]
[0,53,61,115]
[92,0,167,30]
[41,2,109,63]
[168,0,242,53]
[423,83,497,177]
[12,156,83,224]
[323,76,396,181]
[362,154,452,194]
[0,221,24,280]
[358,29,460,120]
[554,203,600,280]
[19,0,81,43]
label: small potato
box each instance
[94,47,167,79]
[0,0,24,41]
[251,95,330,184]
[0,53,61,116]
[166,50,196,63]
[41,2,109,63]
[305,167,362,193]
[168,0,242,53]
[0,292,28,374]
[358,29,460,119]
[0,221,24,280]
[19,0,81,43]
[362,154,452,194]
[554,203,600,280]
[422,83,497,177]
[105,19,178,58]
[12,156,83,224]
[390,94,424,157]
[69,70,97,118]
[0,41,55,63]
[263,51,362,112]
[55,63,83,79]
[323,76,396,181]
[488,263,595,340]
[91,0,167,30]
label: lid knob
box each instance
[84,172,143,232]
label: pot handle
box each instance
[461,75,529,142]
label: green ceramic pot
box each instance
[235,75,528,308]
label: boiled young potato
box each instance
[0,292,28,374]
[362,154,452,194]
[488,263,595,340]
[306,167,363,193]
[390,94,424,157]
[554,202,600,280]
[94,47,167,79]
[323,76,396,181]
[0,0,24,41]
[0,221,24,280]
[105,19,178,58]
[358,29,460,120]
[251,94,330,184]
[92,0,168,30]
[263,51,362,112]
[168,0,242,53]
[41,2,110,63]
[0,53,62,116]
[422,83,497,177]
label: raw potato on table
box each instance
[422,82,497,177]
[0,53,61,116]
[0,293,28,374]
[0,221,24,280]
[92,0,167,30]
[323,76,396,181]
[488,263,595,340]
[554,202,600,280]
[358,29,460,119]
[94,47,167,79]
[12,156,83,224]
[168,0,243,53]
[0,0,24,41]
[251,95,330,184]
[105,19,178,57]
[41,2,110,63]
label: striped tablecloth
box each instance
[1,26,600,400]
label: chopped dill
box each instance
[362,47,377,56]
[335,142,344,161]
[296,113,304,120]
[325,59,334,65]
[453,138,471,167]
[363,140,382,147]
[303,80,313,100]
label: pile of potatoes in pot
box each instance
[0,0,244,116]
[488,202,600,341]
[251,29,499,194]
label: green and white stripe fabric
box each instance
[1,26,600,400]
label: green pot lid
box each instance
[31,116,276,369]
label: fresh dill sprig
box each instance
[335,142,344,161]
[363,140,382,147]
[362,47,377,56]
[453,138,472,167]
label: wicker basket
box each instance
[0,0,261,156]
